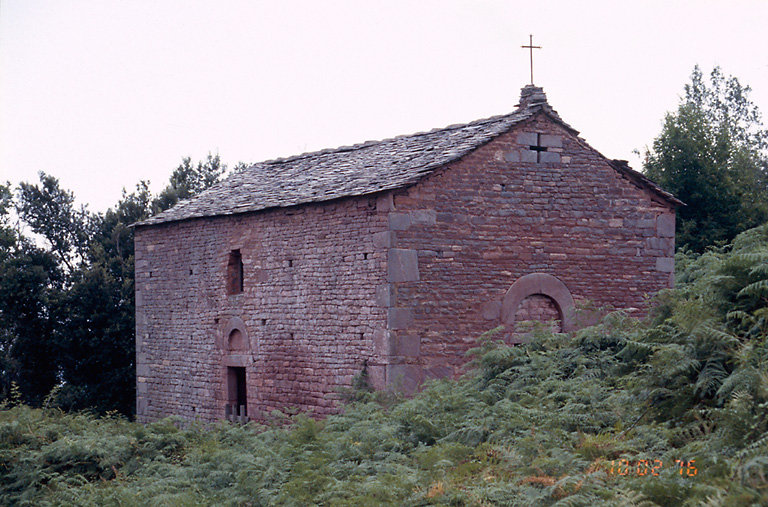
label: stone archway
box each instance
[501,273,576,332]
[217,317,252,421]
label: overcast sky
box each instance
[2,0,767,213]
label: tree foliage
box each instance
[644,66,768,252]
[0,155,233,415]
[153,153,225,213]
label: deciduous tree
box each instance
[644,66,768,252]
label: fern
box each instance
[738,279,768,298]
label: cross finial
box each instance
[521,34,541,85]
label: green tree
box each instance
[54,183,154,415]
[16,172,96,273]
[153,153,225,213]
[0,182,62,404]
[644,66,768,252]
[2,155,231,415]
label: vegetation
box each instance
[0,154,232,415]
[643,66,768,252]
[2,66,767,503]
[3,223,768,505]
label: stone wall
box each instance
[136,110,676,422]
[135,196,388,423]
[375,111,676,388]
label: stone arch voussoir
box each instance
[501,273,576,332]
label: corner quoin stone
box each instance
[655,257,674,272]
[388,248,419,283]
[388,212,411,231]
[388,308,414,329]
[657,214,675,238]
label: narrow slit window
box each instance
[226,249,243,294]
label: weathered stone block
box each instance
[372,231,392,249]
[372,329,394,356]
[540,151,561,164]
[481,301,501,320]
[387,308,413,329]
[395,334,420,357]
[517,132,537,146]
[136,397,147,416]
[376,284,392,307]
[388,248,419,282]
[376,193,394,212]
[388,212,411,231]
[656,257,674,272]
[386,364,422,394]
[424,365,453,380]
[504,150,520,162]
[657,214,675,238]
[410,209,436,225]
[366,364,387,390]
[540,134,562,148]
[521,149,538,163]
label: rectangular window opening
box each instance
[226,249,244,294]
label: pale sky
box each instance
[1,0,767,213]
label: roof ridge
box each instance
[134,90,609,228]
[256,110,525,168]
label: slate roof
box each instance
[135,86,678,227]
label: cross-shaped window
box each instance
[529,133,548,163]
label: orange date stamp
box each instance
[607,459,697,477]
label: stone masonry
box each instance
[134,85,680,423]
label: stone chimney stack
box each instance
[517,85,548,109]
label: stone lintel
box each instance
[223,354,251,367]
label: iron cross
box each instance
[521,34,541,85]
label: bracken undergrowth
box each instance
[4,224,768,506]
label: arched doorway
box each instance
[219,318,251,422]
[501,273,576,333]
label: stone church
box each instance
[134,85,680,423]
